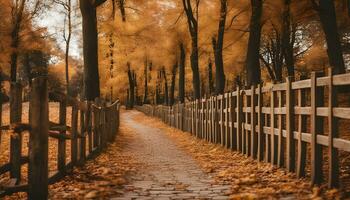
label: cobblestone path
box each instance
[112,111,231,200]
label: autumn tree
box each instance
[178,43,186,103]
[10,0,26,82]
[80,0,108,100]
[169,61,177,106]
[212,0,227,94]
[207,58,214,95]
[312,0,346,74]
[54,0,73,94]
[162,67,169,105]
[246,0,263,86]
[9,0,47,83]
[127,62,135,108]
[281,0,295,78]
[182,0,201,99]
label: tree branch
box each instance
[94,0,107,7]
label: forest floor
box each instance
[3,109,345,199]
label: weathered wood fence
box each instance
[0,76,120,199]
[136,69,350,188]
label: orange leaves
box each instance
[133,111,345,199]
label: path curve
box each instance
[112,110,231,200]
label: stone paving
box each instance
[111,111,231,200]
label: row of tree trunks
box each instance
[213,0,227,95]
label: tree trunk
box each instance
[190,38,201,99]
[126,89,129,107]
[118,0,126,21]
[201,79,206,98]
[143,59,148,104]
[65,0,72,95]
[317,0,346,74]
[208,59,214,95]
[134,71,138,105]
[213,0,227,94]
[281,0,295,79]
[23,53,32,86]
[183,0,201,99]
[108,33,115,101]
[178,43,186,103]
[170,62,177,106]
[162,68,169,106]
[10,0,26,82]
[155,85,160,105]
[80,0,105,100]
[156,70,161,105]
[127,63,134,108]
[246,0,263,86]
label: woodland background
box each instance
[0,0,349,105]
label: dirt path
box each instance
[112,110,231,199]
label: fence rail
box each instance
[136,69,350,188]
[0,76,120,199]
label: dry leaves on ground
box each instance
[4,112,141,200]
[134,113,344,199]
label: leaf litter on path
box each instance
[133,111,344,199]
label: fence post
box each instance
[236,86,242,152]
[201,99,204,139]
[296,86,307,178]
[230,92,237,150]
[71,105,78,165]
[0,90,2,160]
[58,100,67,173]
[286,77,295,172]
[209,98,213,141]
[257,84,264,161]
[244,93,249,156]
[101,106,107,149]
[225,93,230,149]
[92,105,99,149]
[181,104,184,131]
[87,102,93,153]
[191,102,194,135]
[117,102,120,129]
[79,104,86,163]
[327,68,339,188]
[277,90,284,167]
[206,98,210,142]
[214,96,219,144]
[105,107,111,141]
[28,77,48,200]
[311,72,323,185]
[270,89,276,165]
[251,85,257,159]
[9,82,22,183]
[220,95,224,146]
[195,103,198,136]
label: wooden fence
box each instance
[0,76,120,199]
[136,69,350,189]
